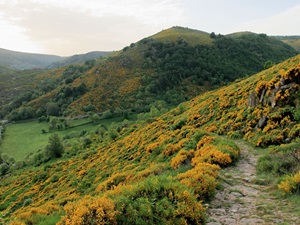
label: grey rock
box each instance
[257,116,267,129]
[230,191,243,197]
[210,208,226,216]
[240,218,265,224]
[242,177,252,183]
[271,218,283,223]
[248,91,257,107]
[259,88,266,103]
[206,222,222,225]
[223,218,237,224]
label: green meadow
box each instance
[0,116,129,162]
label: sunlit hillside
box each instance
[0,52,299,224]
[1,27,297,121]
[274,35,300,53]
[151,26,213,45]
[283,38,300,53]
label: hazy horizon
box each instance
[1,0,300,56]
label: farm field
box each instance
[0,115,132,161]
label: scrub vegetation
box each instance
[0,27,299,224]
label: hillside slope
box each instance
[2,27,297,120]
[0,48,63,70]
[46,51,112,69]
[0,66,67,117]
[273,35,300,53]
[0,66,52,106]
[0,53,299,224]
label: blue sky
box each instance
[0,0,299,55]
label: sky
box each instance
[0,0,300,56]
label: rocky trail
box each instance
[206,140,300,225]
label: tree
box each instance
[91,114,101,123]
[0,163,10,176]
[46,102,60,116]
[123,110,130,120]
[264,60,274,69]
[149,106,160,118]
[48,116,59,130]
[18,106,35,120]
[210,32,216,39]
[102,110,113,119]
[44,134,64,159]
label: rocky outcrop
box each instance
[257,116,268,129]
[247,91,257,108]
[268,82,296,108]
[248,73,298,108]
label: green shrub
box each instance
[257,150,297,175]
[30,212,63,225]
[0,163,10,176]
[83,137,92,148]
[172,117,187,130]
[266,142,300,174]
[32,171,48,183]
[23,198,33,207]
[44,134,64,160]
[50,174,60,183]
[112,175,205,225]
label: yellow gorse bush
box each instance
[58,196,117,225]
[278,171,300,195]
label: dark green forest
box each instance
[0,28,297,121]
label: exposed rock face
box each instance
[249,72,298,108]
[268,82,296,108]
[247,91,257,108]
[259,88,266,103]
[257,116,268,129]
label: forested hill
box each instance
[0,26,298,120]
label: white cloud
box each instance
[27,0,185,25]
[232,4,300,35]
[0,0,186,55]
[1,0,299,55]
[0,11,43,53]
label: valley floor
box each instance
[207,140,300,225]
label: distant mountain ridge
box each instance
[46,51,112,69]
[272,35,300,53]
[0,48,63,70]
[0,48,112,70]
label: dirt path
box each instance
[206,140,300,225]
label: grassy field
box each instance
[0,116,130,161]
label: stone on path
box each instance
[206,140,300,225]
